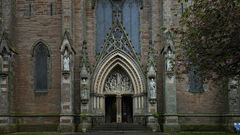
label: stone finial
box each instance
[80,40,90,75]
[147,43,156,78]
[81,65,88,79]
[80,40,90,104]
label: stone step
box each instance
[91,123,150,131]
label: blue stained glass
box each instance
[123,0,140,53]
[96,0,112,53]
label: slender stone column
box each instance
[2,0,14,34]
[116,95,122,123]
[145,42,160,131]
[162,46,180,132]
[163,75,179,131]
[0,32,16,133]
[0,55,10,132]
[58,34,75,132]
[61,0,73,36]
[228,79,240,113]
[146,65,160,132]
[228,78,240,130]
[79,41,91,132]
[59,0,74,131]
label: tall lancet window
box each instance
[96,0,140,53]
[33,43,50,91]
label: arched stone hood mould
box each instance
[92,49,146,95]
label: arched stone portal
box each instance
[91,50,146,124]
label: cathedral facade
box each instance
[0,0,239,133]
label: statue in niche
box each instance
[164,30,175,72]
[81,88,88,100]
[104,70,133,93]
[149,78,156,99]
[63,49,70,71]
[166,50,173,72]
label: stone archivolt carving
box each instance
[104,70,133,93]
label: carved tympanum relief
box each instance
[104,68,133,93]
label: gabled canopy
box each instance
[60,31,76,54]
[161,30,175,55]
[0,31,17,56]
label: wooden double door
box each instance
[105,95,133,123]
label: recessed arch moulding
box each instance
[91,49,147,116]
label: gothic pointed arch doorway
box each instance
[91,50,146,124]
[104,66,134,123]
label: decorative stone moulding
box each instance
[62,71,70,77]
[80,41,90,104]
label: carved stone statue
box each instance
[81,89,88,100]
[166,51,173,72]
[149,78,156,99]
[63,49,70,71]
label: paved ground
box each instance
[65,131,167,135]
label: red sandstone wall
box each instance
[10,0,229,128]
[13,0,62,115]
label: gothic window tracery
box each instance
[96,0,140,53]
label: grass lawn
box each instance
[1,133,58,135]
[170,132,239,135]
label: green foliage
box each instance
[2,132,238,135]
[153,112,160,118]
[79,113,88,121]
[170,133,238,135]
[2,133,58,135]
[177,0,240,80]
